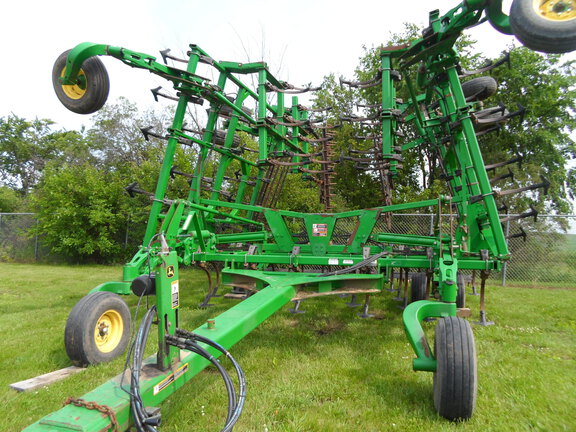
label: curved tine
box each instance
[265,82,322,94]
[198,262,215,308]
[209,261,223,297]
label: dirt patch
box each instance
[284,318,300,328]
[314,319,346,336]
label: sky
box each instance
[0,0,533,131]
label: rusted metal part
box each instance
[63,397,120,432]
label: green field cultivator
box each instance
[24,0,575,430]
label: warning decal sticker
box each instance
[153,363,189,395]
[171,280,179,309]
[312,223,328,237]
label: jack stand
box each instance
[346,294,362,307]
[357,295,375,318]
[475,310,494,326]
[289,300,306,314]
[474,270,494,326]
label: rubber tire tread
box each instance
[510,0,576,54]
[410,272,427,303]
[52,50,110,114]
[461,76,497,102]
[433,316,477,421]
[65,291,131,366]
[456,273,466,309]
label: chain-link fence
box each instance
[2,212,576,287]
[382,213,576,287]
[0,213,42,262]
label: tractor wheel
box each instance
[65,291,131,366]
[52,50,109,114]
[457,273,466,309]
[510,0,576,53]
[461,76,498,102]
[410,272,427,303]
[433,317,477,421]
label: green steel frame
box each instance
[25,1,531,430]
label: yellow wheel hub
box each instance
[60,67,87,100]
[94,309,123,353]
[534,0,576,21]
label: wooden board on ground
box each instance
[10,366,85,392]
[457,308,472,318]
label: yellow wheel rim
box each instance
[94,309,124,353]
[534,0,576,21]
[60,67,87,100]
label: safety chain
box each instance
[63,397,120,432]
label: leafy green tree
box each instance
[0,115,91,195]
[31,163,131,263]
[29,98,181,262]
[277,174,325,214]
[483,48,576,214]
[0,186,22,212]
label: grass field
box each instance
[0,263,575,432]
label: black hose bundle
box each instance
[167,329,246,432]
[130,306,160,432]
[129,308,246,432]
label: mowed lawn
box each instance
[0,262,575,432]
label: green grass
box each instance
[1,263,575,432]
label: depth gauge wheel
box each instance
[456,273,466,309]
[52,49,110,114]
[510,0,576,53]
[461,76,498,102]
[433,316,477,421]
[65,291,131,366]
[410,272,427,302]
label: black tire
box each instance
[52,50,110,114]
[433,317,477,421]
[510,0,576,54]
[462,76,498,102]
[65,291,131,366]
[410,272,427,303]
[457,273,466,309]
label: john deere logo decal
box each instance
[166,265,175,278]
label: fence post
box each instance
[34,219,39,261]
[501,219,510,286]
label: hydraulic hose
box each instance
[168,329,246,432]
[130,306,159,432]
